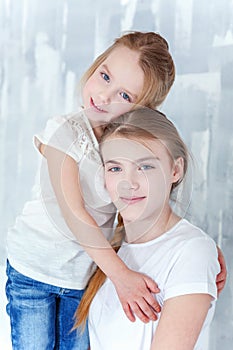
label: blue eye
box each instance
[121,92,131,102]
[139,165,154,171]
[101,72,110,82]
[108,166,122,172]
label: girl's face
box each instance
[82,46,144,125]
[102,137,182,225]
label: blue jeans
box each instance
[5,261,89,350]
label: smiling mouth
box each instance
[90,98,107,113]
[120,197,146,205]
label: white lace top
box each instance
[7,110,116,289]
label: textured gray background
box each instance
[0,0,233,348]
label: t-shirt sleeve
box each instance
[164,236,220,301]
[34,115,84,162]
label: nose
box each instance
[120,170,140,191]
[98,88,112,105]
[119,180,139,192]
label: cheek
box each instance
[154,173,173,200]
[109,103,132,122]
[140,175,149,192]
[83,79,91,96]
[147,173,167,197]
[105,176,118,199]
[83,76,96,96]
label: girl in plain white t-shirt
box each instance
[75,108,220,350]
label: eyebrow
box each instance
[104,157,160,165]
[102,64,111,77]
[101,64,138,100]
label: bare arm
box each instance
[150,294,213,350]
[42,144,161,322]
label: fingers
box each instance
[112,269,161,323]
[123,300,158,323]
[122,303,136,322]
[122,295,160,323]
[144,292,161,314]
[142,274,161,316]
[216,270,227,296]
[216,280,225,296]
[130,301,151,323]
[216,246,227,295]
[216,246,227,275]
[216,270,226,283]
[144,275,160,294]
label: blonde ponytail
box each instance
[73,213,125,332]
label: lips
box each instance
[120,196,146,205]
[90,97,106,113]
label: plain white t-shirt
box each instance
[7,111,116,289]
[89,219,220,350]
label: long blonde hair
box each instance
[73,108,188,331]
[81,31,175,109]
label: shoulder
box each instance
[176,219,216,248]
[64,111,99,152]
[40,110,91,138]
[48,111,89,137]
[164,220,220,301]
[168,219,219,271]
[35,111,99,162]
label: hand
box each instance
[216,246,227,296]
[110,268,161,323]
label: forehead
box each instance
[101,137,169,163]
[101,46,144,95]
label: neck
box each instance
[124,207,181,244]
[88,118,105,141]
[82,107,106,141]
[92,125,104,141]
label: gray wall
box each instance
[0,0,232,348]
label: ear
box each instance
[172,157,184,184]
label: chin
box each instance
[120,212,139,224]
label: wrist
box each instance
[108,258,130,282]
